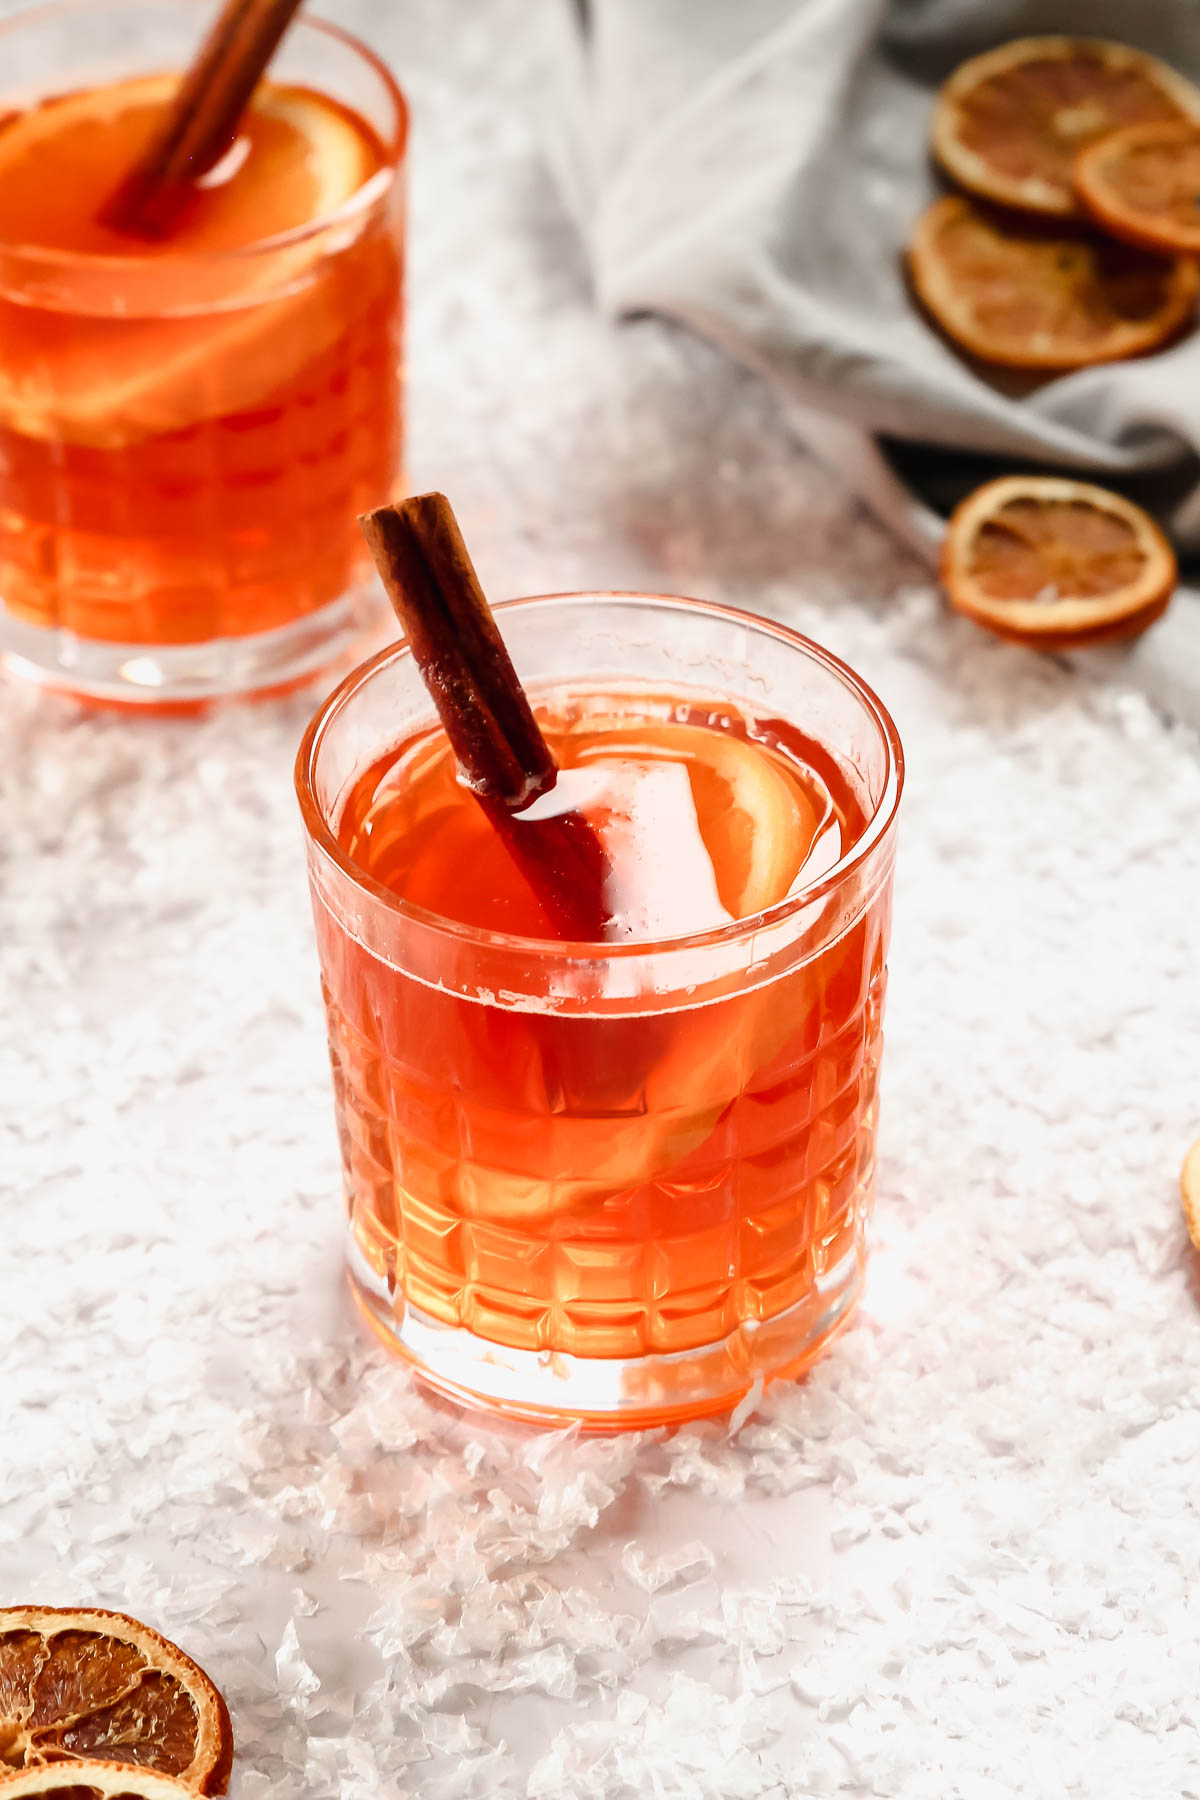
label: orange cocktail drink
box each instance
[297,594,903,1427]
[0,1,405,705]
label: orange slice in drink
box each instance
[457,721,838,1220]
[684,728,821,920]
[932,37,1200,218]
[940,475,1176,647]
[0,76,373,256]
[0,78,385,446]
[0,1608,232,1794]
[1075,119,1200,255]
[1182,1138,1200,1253]
[0,1765,199,1800]
[908,194,1198,369]
[575,720,820,922]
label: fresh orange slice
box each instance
[689,731,824,919]
[940,475,1176,647]
[432,716,835,1222]
[0,1763,197,1799]
[0,78,385,447]
[908,193,1198,369]
[932,37,1200,217]
[0,77,374,257]
[1075,119,1200,255]
[0,1609,232,1794]
[623,723,819,921]
[568,720,821,921]
[1182,1138,1200,1253]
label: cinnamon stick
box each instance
[359,495,613,943]
[102,0,306,239]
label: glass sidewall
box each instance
[0,2,407,700]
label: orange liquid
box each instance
[317,693,891,1373]
[0,75,402,643]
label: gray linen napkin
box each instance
[546,0,1200,724]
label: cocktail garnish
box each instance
[940,475,1177,647]
[0,1767,198,1798]
[102,0,306,238]
[0,1604,233,1791]
[1182,1138,1200,1253]
[359,493,613,941]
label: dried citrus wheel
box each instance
[932,36,1200,218]
[0,1762,197,1800]
[1182,1138,1200,1253]
[940,475,1176,647]
[908,194,1198,369]
[0,1609,232,1794]
[1075,119,1200,255]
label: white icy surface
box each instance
[3,3,1200,1796]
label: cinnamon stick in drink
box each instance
[359,494,613,942]
[103,0,306,237]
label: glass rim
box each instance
[0,0,408,270]
[295,590,906,963]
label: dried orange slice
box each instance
[1076,119,1200,255]
[940,475,1176,646]
[0,1610,232,1794]
[908,194,1198,369]
[0,1762,196,1799]
[1182,1138,1200,1252]
[932,37,1200,217]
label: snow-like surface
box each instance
[3,3,1199,1795]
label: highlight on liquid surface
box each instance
[0,71,402,643]
[317,688,892,1384]
[339,692,865,942]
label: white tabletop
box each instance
[4,3,1200,1796]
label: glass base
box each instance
[0,586,388,709]
[348,1233,866,1431]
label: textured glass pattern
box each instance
[0,259,402,645]
[322,921,889,1364]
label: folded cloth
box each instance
[546,0,1200,723]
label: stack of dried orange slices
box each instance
[0,1608,232,1800]
[911,37,1200,648]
